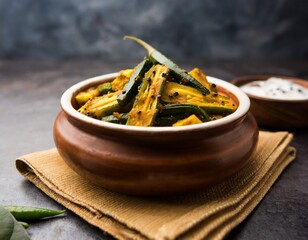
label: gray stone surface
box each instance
[0,0,308,59]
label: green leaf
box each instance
[10,220,31,240]
[0,206,14,240]
[0,206,30,240]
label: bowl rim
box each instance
[232,75,308,103]
[61,72,251,134]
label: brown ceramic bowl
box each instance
[53,73,258,196]
[232,75,308,129]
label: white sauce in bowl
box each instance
[240,77,308,100]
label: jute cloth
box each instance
[15,131,295,240]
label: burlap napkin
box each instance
[15,131,295,240]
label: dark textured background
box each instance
[0,0,308,59]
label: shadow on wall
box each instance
[0,0,307,59]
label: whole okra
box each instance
[4,205,66,221]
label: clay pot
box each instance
[232,75,308,129]
[54,73,258,196]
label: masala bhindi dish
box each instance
[75,36,237,127]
